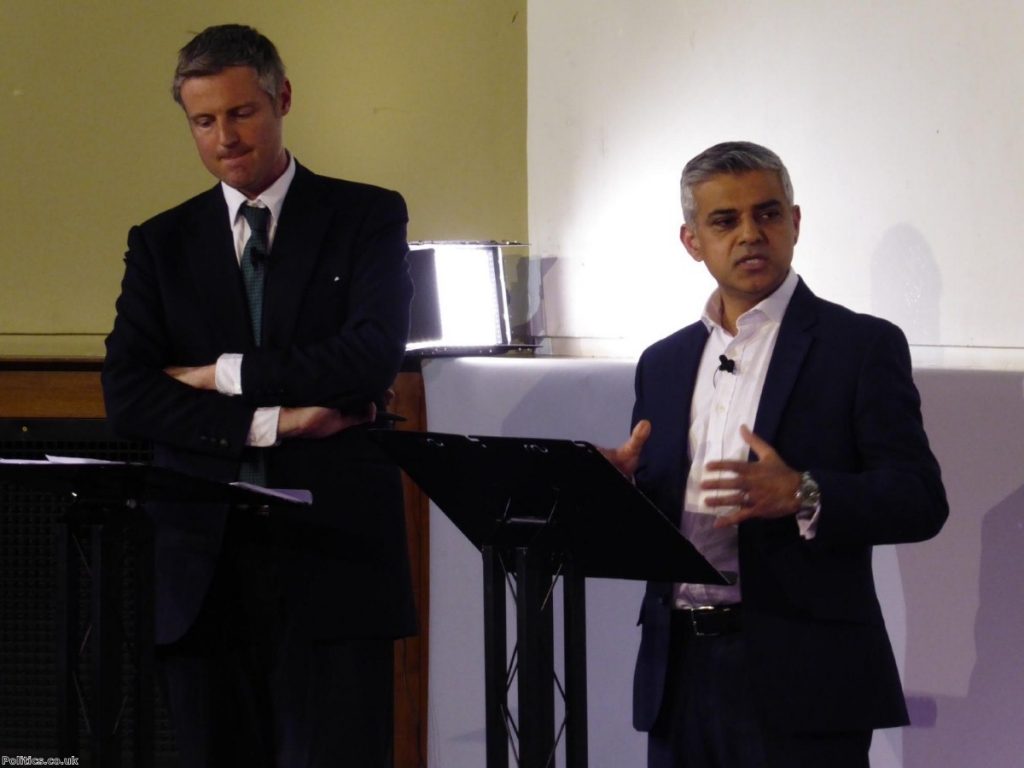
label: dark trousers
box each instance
[647,617,871,768]
[157,518,395,768]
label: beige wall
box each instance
[0,1,527,357]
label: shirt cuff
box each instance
[215,353,244,395]
[796,503,821,540]
[247,407,281,447]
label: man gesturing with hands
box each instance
[606,142,947,768]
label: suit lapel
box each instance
[184,188,253,350]
[658,323,708,526]
[752,278,817,447]
[673,323,709,457]
[262,164,329,349]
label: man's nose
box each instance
[216,119,238,146]
[738,215,765,244]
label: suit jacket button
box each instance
[219,438,229,448]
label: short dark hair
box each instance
[172,24,286,106]
[680,141,794,225]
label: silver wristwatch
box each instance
[795,471,821,511]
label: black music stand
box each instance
[0,460,310,768]
[373,430,728,768]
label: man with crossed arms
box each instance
[103,24,413,767]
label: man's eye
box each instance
[710,218,735,229]
[759,209,781,221]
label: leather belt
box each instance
[673,605,742,637]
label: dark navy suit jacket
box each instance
[102,163,415,645]
[631,278,948,734]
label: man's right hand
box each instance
[598,419,651,478]
[277,404,377,439]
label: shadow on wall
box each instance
[899,370,1024,767]
[506,254,559,343]
[870,224,941,345]
[903,483,1024,767]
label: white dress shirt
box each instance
[213,154,297,447]
[675,269,815,608]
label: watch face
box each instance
[799,472,821,508]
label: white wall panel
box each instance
[527,1,1024,366]
[423,358,1024,768]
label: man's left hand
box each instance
[164,364,217,390]
[702,425,801,528]
[598,419,651,479]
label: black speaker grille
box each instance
[0,419,177,765]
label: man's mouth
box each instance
[736,254,768,268]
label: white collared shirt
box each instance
[675,269,814,608]
[220,153,296,265]
[214,154,297,447]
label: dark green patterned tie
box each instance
[239,205,270,345]
[238,205,270,485]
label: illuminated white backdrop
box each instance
[527,0,1024,369]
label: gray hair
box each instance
[680,141,794,225]
[172,24,286,106]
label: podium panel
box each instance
[375,428,725,767]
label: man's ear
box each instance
[791,204,801,244]
[681,224,702,262]
[277,78,292,116]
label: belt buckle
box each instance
[690,606,725,637]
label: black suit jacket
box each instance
[631,278,948,734]
[102,163,415,644]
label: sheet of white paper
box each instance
[230,482,313,505]
[44,455,123,465]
